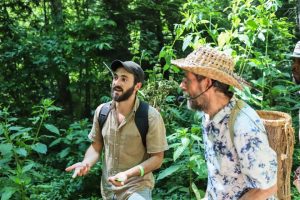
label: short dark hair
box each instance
[213,80,233,98]
[195,74,233,98]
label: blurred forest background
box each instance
[1,0,300,199]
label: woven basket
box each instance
[256,110,295,200]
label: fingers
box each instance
[65,162,82,172]
[72,168,80,178]
[108,174,127,187]
[108,177,124,186]
[65,162,90,178]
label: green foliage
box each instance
[0,99,61,199]
[157,0,300,198]
[0,0,300,199]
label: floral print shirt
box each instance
[202,98,277,200]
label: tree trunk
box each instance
[43,0,48,27]
[102,0,132,59]
[50,0,73,116]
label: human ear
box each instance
[135,82,142,90]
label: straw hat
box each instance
[171,46,244,90]
[292,41,300,58]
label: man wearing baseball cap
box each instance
[66,60,168,199]
[172,46,277,200]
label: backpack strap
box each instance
[98,102,112,129]
[135,101,149,147]
[228,99,247,145]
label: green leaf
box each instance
[8,126,23,131]
[22,163,35,173]
[58,147,71,159]
[9,176,21,184]
[31,143,47,154]
[156,165,181,181]
[15,148,27,157]
[182,35,193,51]
[246,19,258,30]
[200,20,209,24]
[1,187,17,200]
[47,106,62,111]
[218,31,231,48]
[258,32,265,41]
[49,138,62,147]
[271,85,286,95]
[238,34,250,47]
[0,144,13,156]
[192,182,202,200]
[173,137,190,161]
[44,124,60,135]
[0,125,3,135]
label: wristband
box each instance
[138,165,144,177]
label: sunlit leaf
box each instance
[173,138,190,161]
[182,35,193,51]
[192,182,202,200]
[258,32,265,41]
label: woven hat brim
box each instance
[171,58,243,90]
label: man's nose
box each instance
[113,78,121,85]
[180,81,187,91]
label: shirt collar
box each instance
[111,97,140,113]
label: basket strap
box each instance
[228,99,247,146]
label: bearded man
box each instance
[172,47,277,200]
[66,60,168,200]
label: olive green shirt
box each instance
[88,98,168,200]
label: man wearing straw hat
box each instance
[171,46,278,200]
[291,41,300,193]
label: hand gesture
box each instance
[65,162,90,178]
[108,172,128,187]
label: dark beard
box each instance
[188,98,207,111]
[111,85,135,102]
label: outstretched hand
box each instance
[108,172,128,187]
[65,162,90,178]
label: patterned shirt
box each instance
[202,97,277,200]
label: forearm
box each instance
[124,152,164,179]
[240,184,277,200]
[82,142,102,167]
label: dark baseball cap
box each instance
[110,60,145,83]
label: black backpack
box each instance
[98,101,149,147]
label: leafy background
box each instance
[0,0,300,199]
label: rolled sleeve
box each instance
[88,105,103,144]
[146,107,169,154]
[234,108,277,189]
